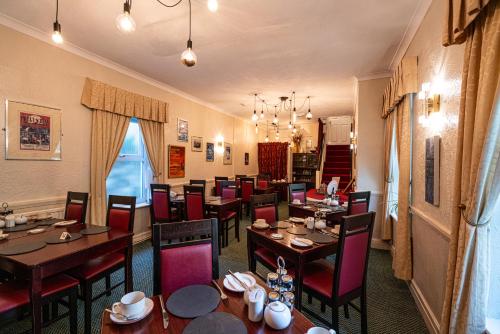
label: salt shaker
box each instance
[248,288,265,322]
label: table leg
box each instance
[30,267,42,334]
[295,257,305,311]
[125,245,133,293]
[247,233,256,273]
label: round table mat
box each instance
[2,223,39,232]
[286,226,309,235]
[307,232,335,244]
[183,312,247,334]
[80,226,111,235]
[36,218,64,226]
[0,241,46,256]
[166,285,220,319]
[276,221,291,229]
[45,233,83,244]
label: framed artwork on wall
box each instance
[191,136,203,152]
[5,100,62,160]
[425,136,440,206]
[168,145,186,178]
[206,142,214,162]
[223,142,232,165]
[177,118,188,142]
[244,152,249,165]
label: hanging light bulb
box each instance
[251,94,258,122]
[292,126,297,134]
[292,109,297,123]
[275,130,280,140]
[207,0,218,12]
[252,110,258,122]
[116,0,136,34]
[288,121,293,129]
[260,101,265,119]
[255,123,259,134]
[265,136,269,143]
[181,40,197,67]
[306,96,312,119]
[51,0,63,44]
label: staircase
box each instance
[321,145,352,191]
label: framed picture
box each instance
[244,152,249,165]
[425,136,440,206]
[177,118,188,142]
[168,145,186,178]
[206,142,214,162]
[191,136,203,152]
[223,142,232,165]
[5,100,62,160]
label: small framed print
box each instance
[244,152,249,165]
[177,118,188,142]
[5,100,62,160]
[206,142,214,162]
[191,136,203,152]
[223,142,232,165]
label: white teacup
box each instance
[292,199,301,205]
[112,291,146,318]
[307,327,336,334]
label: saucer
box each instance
[109,297,154,325]
[252,222,269,230]
[54,220,77,227]
[291,237,314,248]
[0,234,9,241]
[271,233,284,240]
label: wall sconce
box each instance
[350,136,357,152]
[418,82,441,126]
[215,134,224,154]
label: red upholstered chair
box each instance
[347,191,371,215]
[214,176,229,196]
[240,177,255,216]
[222,186,237,200]
[301,212,376,333]
[153,219,219,298]
[257,180,269,189]
[64,191,89,224]
[0,274,78,333]
[189,179,207,190]
[184,185,206,220]
[70,195,135,334]
[150,184,179,224]
[289,183,307,204]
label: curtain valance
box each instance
[81,78,169,123]
[443,0,492,46]
[381,57,418,119]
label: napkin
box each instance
[225,272,247,290]
[293,237,312,246]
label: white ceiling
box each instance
[0,0,421,120]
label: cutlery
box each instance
[104,308,139,321]
[227,270,249,290]
[159,295,169,329]
[212,279,228,300]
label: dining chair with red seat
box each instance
[214,176,229,196]
[152,219,219,297]
[184,185,206,220]
[257,179,269,189]
[150,184,179,224]
[221,181,237,200]
[347,191,371,215]
[240,177,255,217]
[64,191,89,224]
[212,180,239,248]
[70,195,135,334]
[289,183,307,204]
[300,211,376,334]
[189,179,207,191]
[0,274,79,333]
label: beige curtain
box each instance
[381,112,395,240]
[90,110,130,225]
[443,0,493,46]
[139,119,165,183]
[392,97,413,280]
[440,1,500,332]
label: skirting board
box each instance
[133,230,151,245]
[409,279,440,334]
[371,238,391,251]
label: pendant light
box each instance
[180,0,197,66]
[292,125,297,134]
[288,108,293,129]
[275,128,280,140]
[306,96,312,119]
[251,94,259,122]
[255,123,259,134]
[116,0,136,34]
[292,91,297,123]
[264,121,269,142]
[260,101,265,119]
[207,0,218,12]
[272,106,278,125]
[51,0,63,44]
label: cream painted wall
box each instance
[354,77,390,242]
[0,25,258,237]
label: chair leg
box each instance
[42,304,50,322]
[69,289,78,334]
[332,306,340,334]
[235,218,240,242]
[224,221,229,247]
[344,304,350,318]
[105,275,111,296]
[51,302,59,319]
[82,282,93,334]
[361,291,368,334]
[321,302,326,312]
[307,294,312,304]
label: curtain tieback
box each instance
[458,203,488,227]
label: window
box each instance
[106,118,153,205]
[487,197,500,332]
[388,120,399,218]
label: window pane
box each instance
[120,119,140,156]
[107,161,143,199]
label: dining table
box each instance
[100,272,316,333]
[0,219,134,334]
[288,203,347,226]
[247,224,338,310]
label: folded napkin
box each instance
[225,272,247,290]
[293,237,312,246]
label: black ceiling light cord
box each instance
[51,0,63,44]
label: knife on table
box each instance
[158,295,169,330]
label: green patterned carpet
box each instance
[0,203,427,334]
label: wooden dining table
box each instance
[288,203,347,226]
[247,225,338,310]
[0,221,134,334]
[100,272,315,334]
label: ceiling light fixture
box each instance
[116,0,136,34]
[260,101,265,119]
[249,92,314,125]
[251,94,259,122]
[207,0,218,12]
[51,0,63,44]
[264,121,270,142]
[255,123,259,134]
[292,125,297,134]
[306,96,312,119]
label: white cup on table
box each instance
[112,291,146,318]
[306,327,336,334]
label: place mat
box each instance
[308,232,335,244]
[45,233,83,244]
[36,218,64,226]
[286,226,309,235]
[183,312,247,334]
[276,221,291,229]
[0,241,46,256]
[166,285,220,319]
[2,223,39,232]
[80,226,111,235]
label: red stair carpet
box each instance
[321,144,352,190]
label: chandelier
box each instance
[50,0,219,67]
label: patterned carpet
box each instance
[0,203,428,334]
